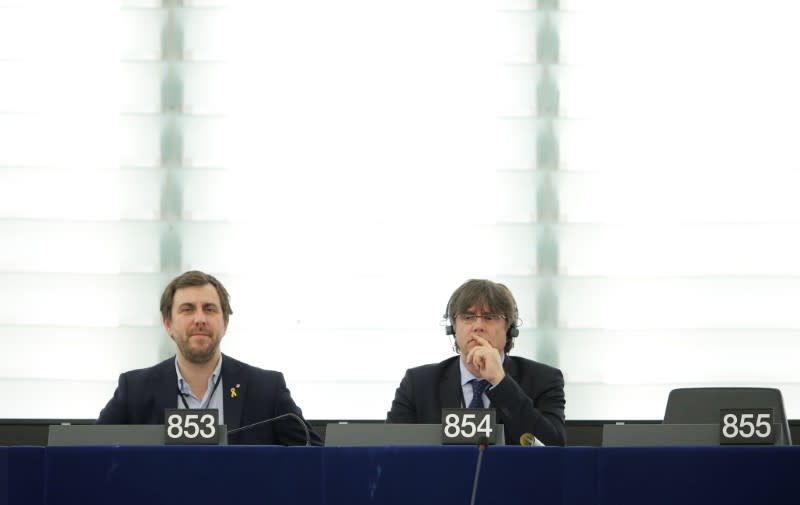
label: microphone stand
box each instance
[227,412,311,446]
[469,436,489,505]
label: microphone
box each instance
[469,435,489,505]
[227,412,311,446]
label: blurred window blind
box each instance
[0,0,550,419]
[0,1,171,418]
[3,0,799,421]
[556,0,800,419]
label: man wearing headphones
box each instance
[386,279,566,446]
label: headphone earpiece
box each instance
[506,325,519,340]
[443,309,454,336]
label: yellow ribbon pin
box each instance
[230,387,238,398]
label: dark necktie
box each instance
[469,379,490,409]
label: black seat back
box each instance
[664,387,791,445]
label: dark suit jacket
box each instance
[97,354,321,445]
[386,355,566,446]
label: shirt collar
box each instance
[175,354,223,393]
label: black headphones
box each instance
[443,301,520,342]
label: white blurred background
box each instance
[2,0,800,421]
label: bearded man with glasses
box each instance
[386,279,566,446]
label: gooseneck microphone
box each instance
[469,435,489,505]
[227,412,311,446]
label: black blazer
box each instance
[386,355,566,446]
[97,354,321,445]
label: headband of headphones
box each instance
[443,289,519,340]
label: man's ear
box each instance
[163,316,174,339]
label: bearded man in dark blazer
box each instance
[97,270,320,445]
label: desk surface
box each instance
[4,445,800,505]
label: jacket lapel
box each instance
[502,355,519,385]
[221,355,244,431]
[154,357,179,424]
[494,356,519,424]
[439,357,463,411]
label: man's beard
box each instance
[178,337,219,364]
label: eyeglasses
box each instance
[455,313,506,324]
